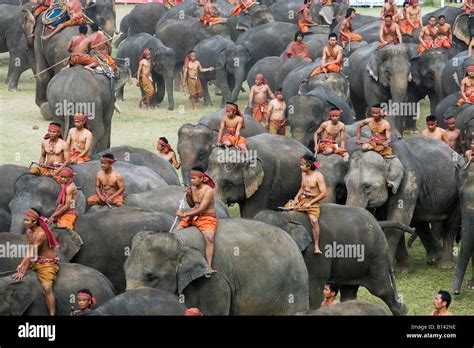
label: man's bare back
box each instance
[69,35,91,54]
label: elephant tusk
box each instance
[114,102,122,113]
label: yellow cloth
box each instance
[284,196,320,217]
[30,262,60,286]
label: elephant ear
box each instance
[54,228,83,262]
[176,246,208,294]
[285,221,312,252]
[366,53,379,82]
[217,48,227,69]
[243,158,264,199]
[385,157,405,194]
[8,280,34,315]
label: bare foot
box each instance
[204,269,217,278]
[41,35,49,40]
[313,248,322,255]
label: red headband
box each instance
[77,292,96,306]
[44,124,63,140]
[225,104,246,129]
[24,209,59,249]
[445,118,456,125]
[101,156,116,164]
[300,157,321,169]
[190,170,216,188]
[255,73,267,85]
[329,109,342,116]
[467,65,474,72]
[56,167,74,206]
[158,139,173,153]
[74,114,88,122]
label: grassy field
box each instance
[0,4,473,315]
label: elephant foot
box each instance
[453,288,461,295]
[394,260,412,274]
[8,87,18,92]
[437,259,456,270]
[40,103,53,120]
[425,252,441,265]
[168,106,174,111]
[467,279,474,290]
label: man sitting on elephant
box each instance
[445,116,462,154]
[314,107,349,161]
[418,16,440,54]
[356,104,393,157]
[248,74,275,123]
[87,154,125,207]
[90,23,116,71]
[404,0,421,36]
[381,0,397,21]
[217,102,248,151]
[378,14,402,48]
[174,167,218,277]
[231,0,255,16]
[310,33,343,77]
[33,0,55,18]
[71,289,96,315]
[432,290,453,316]
[200,0,228,27]
[266,89,287,136]
[137,48,155,109]
[421,115,449,145]
[48,167,78,230]
[339,8,362,46]
[65,25,99,72]
[436,15,452,49]
[283,154,327,254]
[41,0,88,40]
[285,31,312,62]
[458,65,474,106]
[29,122,70,178]
[321,281,340,307]
[67,114,92,164]
[297,0,317,33]
[397,2,412,35]
[12,208,60,316]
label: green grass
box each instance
[0,4,472,315]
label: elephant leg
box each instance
[184,277,231,315]
[438,204,461,269]
[305,250,330,310]
[469,252,474,290]
[165,70,174,111]
[201,78,212,106]
[215,69,231,108]
[453,231,472,295]
[411,221,441,265]
[340,285,359,301]
[364,271,406,316]
[116,85,125,101]
[394,235,412,273]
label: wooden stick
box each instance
[82,13,113,39]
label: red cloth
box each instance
[255,73,267,85]
[24,209,60,248]
[190,170,216,188]
[225,103,245,129]
[77,292,96,305]
[159,139,174,153]
[44,125,63,139]
[56,167,74,207]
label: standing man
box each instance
[314,108,349,161]
[356,104,393,157]
[321,281,340,307]
[310,33,343,76]
[297,0,318,33]
[174,167,218,277]
[432,290,453,316]
[444,116,462,154]
[12,209,60,316]
[29,123,70,177]
[248,73,275,123]
[183,51,215,109]
[421,115,449,145]
[283,154,327,254]
[285,31,312,61]
[266,89,287,135]
[418,16,439,54]
[378,15,402,48]
[49,167,78,231]
[87,154,125,207]
[137,48,155,109]
[67,114,93,164]
[339,8,362,46]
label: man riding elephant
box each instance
[356,104,393,158]
[65,25,98,72]
[310,33,343,76]
[41,0,88,40]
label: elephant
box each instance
[47,65,131,152]
[61,208,174,293]
[453,163,474,295]
[0,4,35,91]
[315,154,349,204]
[193,35,251,106]
[274,57,313,93]
[81,0,116,37]
[125,3,167,38]
[206,134,312,218]
[345,137,463,272]
[453,12,473,45]
[246,56,281,92]
[0,165,27,213]
[286,86,353,148]
[114,13,129,48]
[331,14,378,35]
[298,300,389,316]
[346,42,414,137]
[0,263,115,315]
[116,33,176,110]
[422,6,463,26]
[434,92,461,128]
[441,51,474,97]
[85,288,187,315]
[124,218,310,315]
[125,185,230,219]
[0,210,11,231]
[178,108,265,183]
[94,146,180,186]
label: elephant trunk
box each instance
[165,68,175,110]
[345,194,368,209]
[9,212,25,234]
[125,279,145,291]
[231,68,246,102]
[389,76,408,103]
[379,221,416,234]
[453,209,474,295]
[429,72,445,114]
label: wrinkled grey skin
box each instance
[94,146,179,185]
[332,13,378,35]
[116,33,176,110]
[66,208,174,293]
[226,3,275,42]
[178,109,265,183]
[206,134,312,218]
[47,65,131,152]
[452,105,474,153]
[254,206,408,315]
[246,56,281,92]
[0,165,27,212]
[125,185,230,219]
[0,234,29,273]
[194,36,251,106]
[0,5,35,91]
[9,175,87,234]
[125,3,167,38]
[279,29,331,60]
[298,300,389,316]
[453,12,473,45]
[86,288,186,315]
[286,86,353,148]
[114,13,129,48]
[125,219,309,315]
[316,155,349,204]
[345,137,463,272]
[0,263,115,315]
[275,57,312,92]
[442,51,473,96]
[346,42,413,137]
[434,92,461,128]
[453,164,474,295]
[0,210,10,231]
[298,70,350,103]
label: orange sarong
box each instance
[231,2,254,16]
[179,213,218,233]
[252,102,268,123]
[69,148,90,164]
[139,75,155,103]
[30,258,60,286]
[311,63,341,77]
[283,196,320,217]
[56,212,77,230]
[367,137,393,157]
[87,192,125,206]
[30,162,61,177]
[220,129,247,148]
[400,19,420,36]
[457,94,474,106]
[339,31,362,44]
[318,140,348,158]
[268,118,286,136]
[435,36,452,49]
[61,17,88,28]
[33,4,49,18]
[200,14,225,26]
[69,53,97,67]
[298,21,312,33]
[418,39,435,54]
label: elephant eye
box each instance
[146,273,157,282]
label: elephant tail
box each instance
[378,221,416,234]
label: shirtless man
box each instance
[266,89,287,135]
[41,0,88,40]
[200,0,228,26]
[378,15,402,48]
[183,51,214,109]
[89,23,116,71]
[67,114,92,164]
[321,281,340,307]
[381,0,397,20]
[283,154,327,254]
[217,102,247,151]
[157,137,181,169]
[29,122,70,177]
[174,167,218,277]
[248,73,275,123]
[285,31,312,62]
[87,154,125,207]
[48,167,78,230]
[436,15,452,49]
[444,116,462,154]
[314,108,349,161]
[339,8,362,46]
[405,0,421,35]
[432,290,453,316]
[458,65,474,106]
[310,33,343,76]
[71,289,96,316]
[397,1,412,35]
[356,105,393,157]
[421,115,449,145]
[297,0,317,33]
[464,0,473,15]
[12,209,60,315]
[137,48,154,109]
[65,26,98,72]
[418,16,439,54]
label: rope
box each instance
[168,192,187,233]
